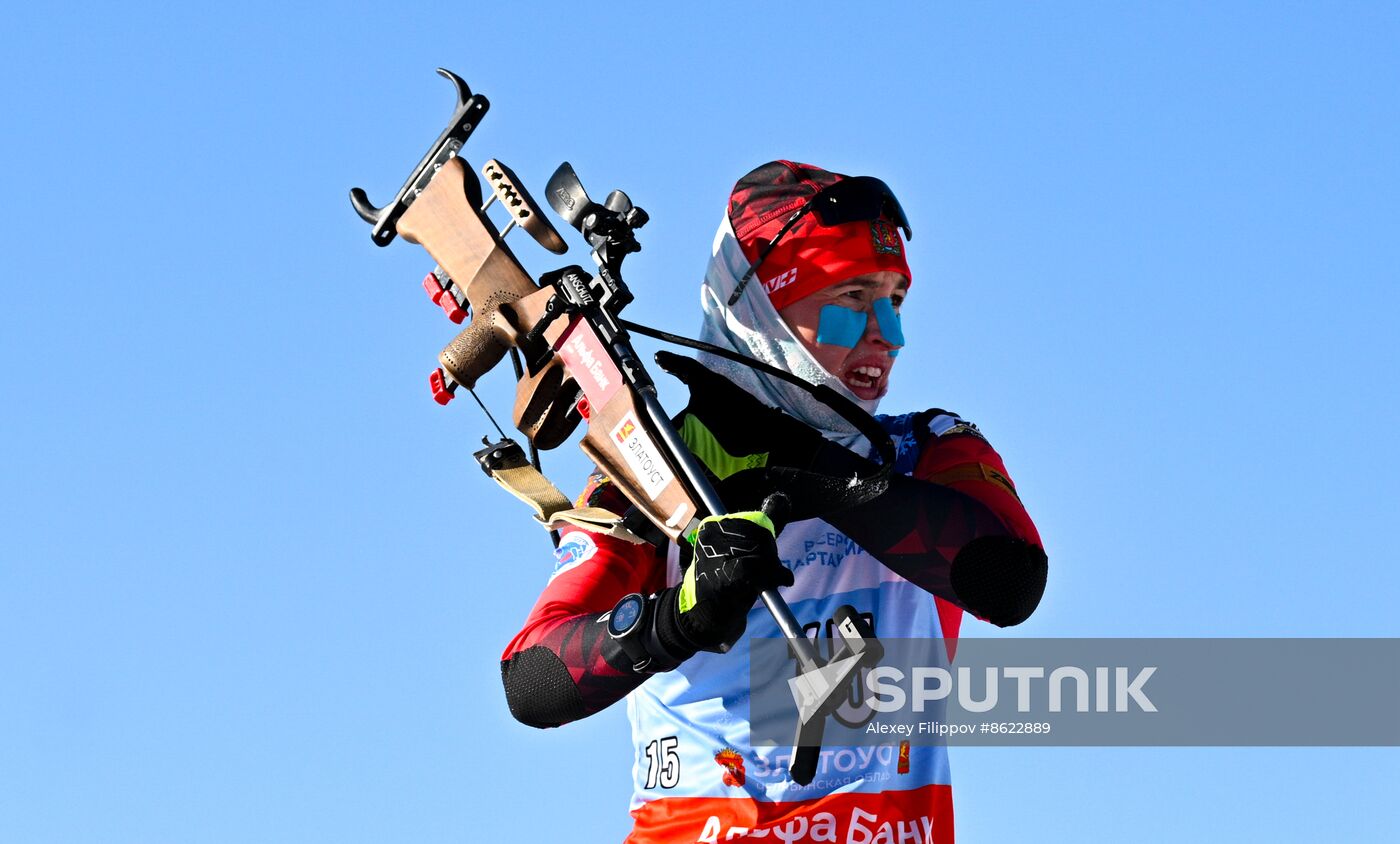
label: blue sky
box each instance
[3,2,1397,841]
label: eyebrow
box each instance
[834,279,911,293]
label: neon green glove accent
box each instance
[679,512,776,614]
[679,566,699,614]
[680,415,768,480]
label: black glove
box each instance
[655,513,794,655]
[658,351,883,517]
[657,353,1046,627]
[660,351,836,471]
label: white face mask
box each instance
[695,215,881,454]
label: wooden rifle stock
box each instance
[394,156,699,539]
[397,157,538,389]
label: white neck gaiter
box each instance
[695,215,880,454]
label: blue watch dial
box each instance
[610,594,644,636]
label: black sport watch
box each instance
[607,593,654,672]
[607,592,685,674]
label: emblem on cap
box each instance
[871,219,903,255]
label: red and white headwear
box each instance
[694,161,912,451]
[727,161,911,311]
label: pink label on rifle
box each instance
[555,317,623,408]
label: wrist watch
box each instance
[608,592,687,674]
[608,592,655,672]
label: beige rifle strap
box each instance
[484,459,646,545]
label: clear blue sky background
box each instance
[3,2,1398,841]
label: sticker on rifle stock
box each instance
[556,318,622,407]
[610,413,673,500]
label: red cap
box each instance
[728,161,910,311]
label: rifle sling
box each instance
[485,461,646,544]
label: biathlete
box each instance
[500,161,1048,843]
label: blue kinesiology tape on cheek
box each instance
[816,304,866,348]
[872,297,905,350]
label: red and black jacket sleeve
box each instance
[823,413,1047,629]
[499,477,668,728]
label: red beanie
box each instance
[727,161,911,311]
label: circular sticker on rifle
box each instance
[610,414,674,500]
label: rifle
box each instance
[350,69,889,785]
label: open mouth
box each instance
[841,362,888,399]
[846,365,884,390]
